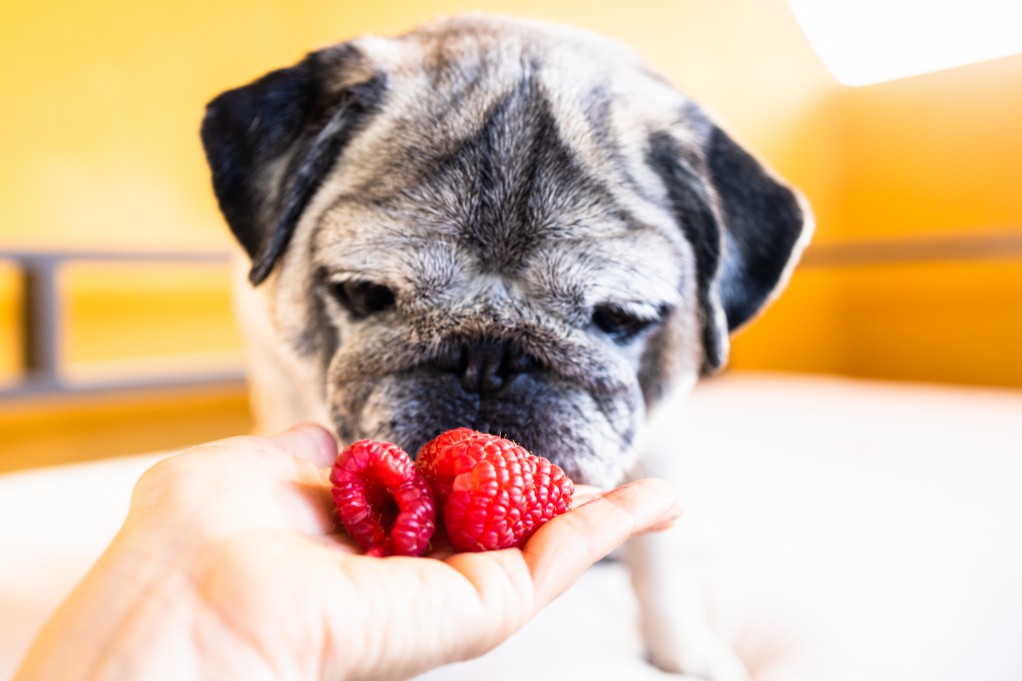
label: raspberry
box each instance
[330,440,435,556]
[417,430,574,552]
[415,427,477,498]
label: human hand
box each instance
[14,425,682,681]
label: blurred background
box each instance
[2,0,1020,471]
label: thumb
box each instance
[523,478,682,609]
[269,423,339,467]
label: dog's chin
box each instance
[331,375,639,488]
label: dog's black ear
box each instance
[200,46,386,285]
[649,121,811,373]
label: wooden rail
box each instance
[801,230,1022,267]
[0,250,245,400]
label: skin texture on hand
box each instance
[13,425,682,681]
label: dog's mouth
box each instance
[330,371,638,488]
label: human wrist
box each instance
[13,530,203,681]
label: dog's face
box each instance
[201,16,810,486]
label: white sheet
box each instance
[2,372,1021,680]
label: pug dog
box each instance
[201,14,811,680]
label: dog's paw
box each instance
[646,624,751,681]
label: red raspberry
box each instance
[417,430,574,552]
[415,427,477,498]
[330,440,435,557]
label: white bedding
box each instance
[2,372,1021,680]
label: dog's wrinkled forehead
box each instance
[333,19,691,207]
[303,20,696,312]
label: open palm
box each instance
[15,425,681,681]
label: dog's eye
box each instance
[330,280,395,318]
[591,304,657,342]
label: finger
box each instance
[571,484,607,508]
[523,478,682,609]
[335,481,680,678]
[270,424,338,467]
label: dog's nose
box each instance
[441,339,537,393]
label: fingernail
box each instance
[653,499,684,527]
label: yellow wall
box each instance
[731,53,1022,386]
[838,53,1022,241]
[0,264,23,386]
[0,386,252,473]
[2,0,1020,469]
